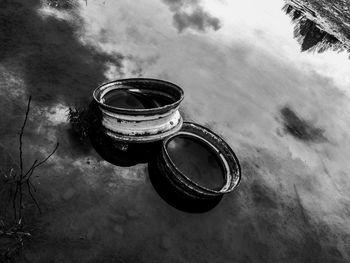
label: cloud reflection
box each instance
[162,0,221,32]
[0,0,123,107]
[1,0,350,261]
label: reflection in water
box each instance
[161,0,221,33]
[68,101,162,167]
[102,87,175,109]
[103,89,150,109]
[280,106,327,143]
[166,136,225,190]
[68,100,223,213]
[1,0,350,261]
[46,0,76,10]
[0,0,123,107]
[148,157,223,213]
[283,2,346,53]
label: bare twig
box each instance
[19,96,31,180]
[13,97,59,218]
[28,181,36,193]
[17,96,32,220]
[12,184,18,220]
[23,160,38,180]
[24,160,41,214]
[25,160,37,182]
[26,180,41,214]
[1,96,59,260]
[24,143,59,180]
[18,183,22,219]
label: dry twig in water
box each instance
[0,96,59,261]
[13,96,59,219]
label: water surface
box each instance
[167,135,225,190]
[1,0,350,262]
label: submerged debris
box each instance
[67,106,90,142]
[67,101,103,144]
[0,219,31,260]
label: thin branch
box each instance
[26,181,41,214]
[18,183,22,219]
[12,184,18,219]
[31,143,59,171]
[28,181,36,193]
[19,96,32,180]
[23,143,59,180]
[23,160,38,180]
[1,95,59,260]
[24,160,41,213]
[17,96,32,220]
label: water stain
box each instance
[280,106,327,143]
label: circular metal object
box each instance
[152,122,241,202]
[93,78,184,143]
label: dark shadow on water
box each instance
[68,101,222,212]
[279,106,327,143]
[0,0,123,107]
[90,131,161,167]
[66,127,92,155]
[148,157,223,213]
[86,101,161,167]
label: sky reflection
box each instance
[1,0,350,261]
[80,0,350,255]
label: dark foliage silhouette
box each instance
[282,4,346,54]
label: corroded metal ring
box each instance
[155,122,241,200]
[93,78,184,143]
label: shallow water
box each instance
[1,0,350,262]
[167,135,225,190]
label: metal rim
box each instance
[93,78,184,116]
[164,132,228,194]
[162,122,241,195]
[104,117,183,143]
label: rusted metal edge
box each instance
[160,122,241,196]
[93,78,185,143]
